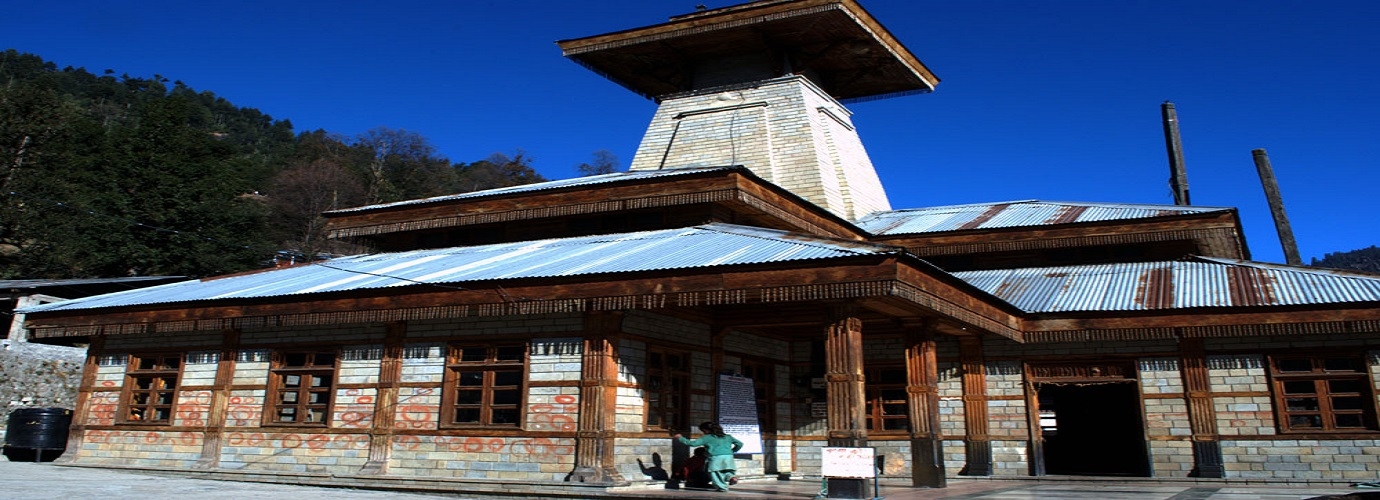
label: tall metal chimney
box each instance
[1161,101,1191,205]
[1251,148,1303,266]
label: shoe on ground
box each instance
[729,477,738,485]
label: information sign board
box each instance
[716,374,764,454]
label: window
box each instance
[1270,355,1378,433]
[865,366,909,432]
[645,347,690,432]
[444,345,525,427]
[740,360,777,433]
[269,351,336,425]
[122,355,180,424]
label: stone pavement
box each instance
[0,460,1375,500]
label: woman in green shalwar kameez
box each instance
[673,422,744,492]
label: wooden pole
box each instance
[1252,149,1303,265]
[1162,102,1192,205]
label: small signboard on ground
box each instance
[821,446,876,479]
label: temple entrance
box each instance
[1035,381,1150,476]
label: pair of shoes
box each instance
[728,477,738,485]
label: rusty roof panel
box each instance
[20,223,897,314]
[857,200,1232,236]
[954,257,1380,313]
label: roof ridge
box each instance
[696,222,898,255]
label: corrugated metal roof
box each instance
[953,257,1380,313]
[326,166,735,214]
[20,223,897,314]
[855,200,1233,235]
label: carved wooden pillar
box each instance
[824,307,867,448]
[1179,337,1224,478]
[196,329,240,469]
[958,335,992,476]
[824,306,870,497]
[569,311,625,484]
[54,335,102,464]
[362,322,406,474]
[904,319,945,487]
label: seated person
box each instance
[681,446,712,488]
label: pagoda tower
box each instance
[558,0,939,221]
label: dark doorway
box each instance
[1036,382,1149,476]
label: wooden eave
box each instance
[872,209,1248,260]
[324,168,866,241]
[556,0,938,101]
[1022,303,1380,343]
[23,254,1022,343]
[26,252,1379,346]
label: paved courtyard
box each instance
[0,460,1374,499]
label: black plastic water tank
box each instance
[4,407,72,462]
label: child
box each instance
[681,446,712,488]
[673,422,743,492]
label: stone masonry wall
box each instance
[986,360,1029,476]
[0,343,84,441]
[627,76,890,219]
[1139,357,1193,476]
[76,318,593,480]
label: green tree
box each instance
[0,78,90,278]
[1312,246,1380,273]
[354,127,455,204]
[42,95,270,277]
[575,149,620,176]
[0,50,559,278]
[266,156,367,261]
[455,150,546,192]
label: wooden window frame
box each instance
[1269,353,1379,434]
[865,365,910,433]
[119,354,181,424]
[740,359,777,434]
[644,346,691,433]
[265,350,337,427]
[441,344,527,428]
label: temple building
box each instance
[20,0,1380,493]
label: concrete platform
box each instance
[1,460,1374,499]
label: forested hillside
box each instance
[1311,246,1380,273]
[0,50,553,279]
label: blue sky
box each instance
[4,1,1377,264]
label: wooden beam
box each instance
[877,211,1244,260]
[568,311,625,484]
[28,261,1024,345]
[195,329,239,469]
[1179,337,1224,478]
[825,305,867,448]
[904,319,945,487]
[959,336,992,476]
[326,169,862,242]
[361,322,405,474]
[53,335,102,464]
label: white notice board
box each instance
[821,447,877,479]
[716,374,764,454]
